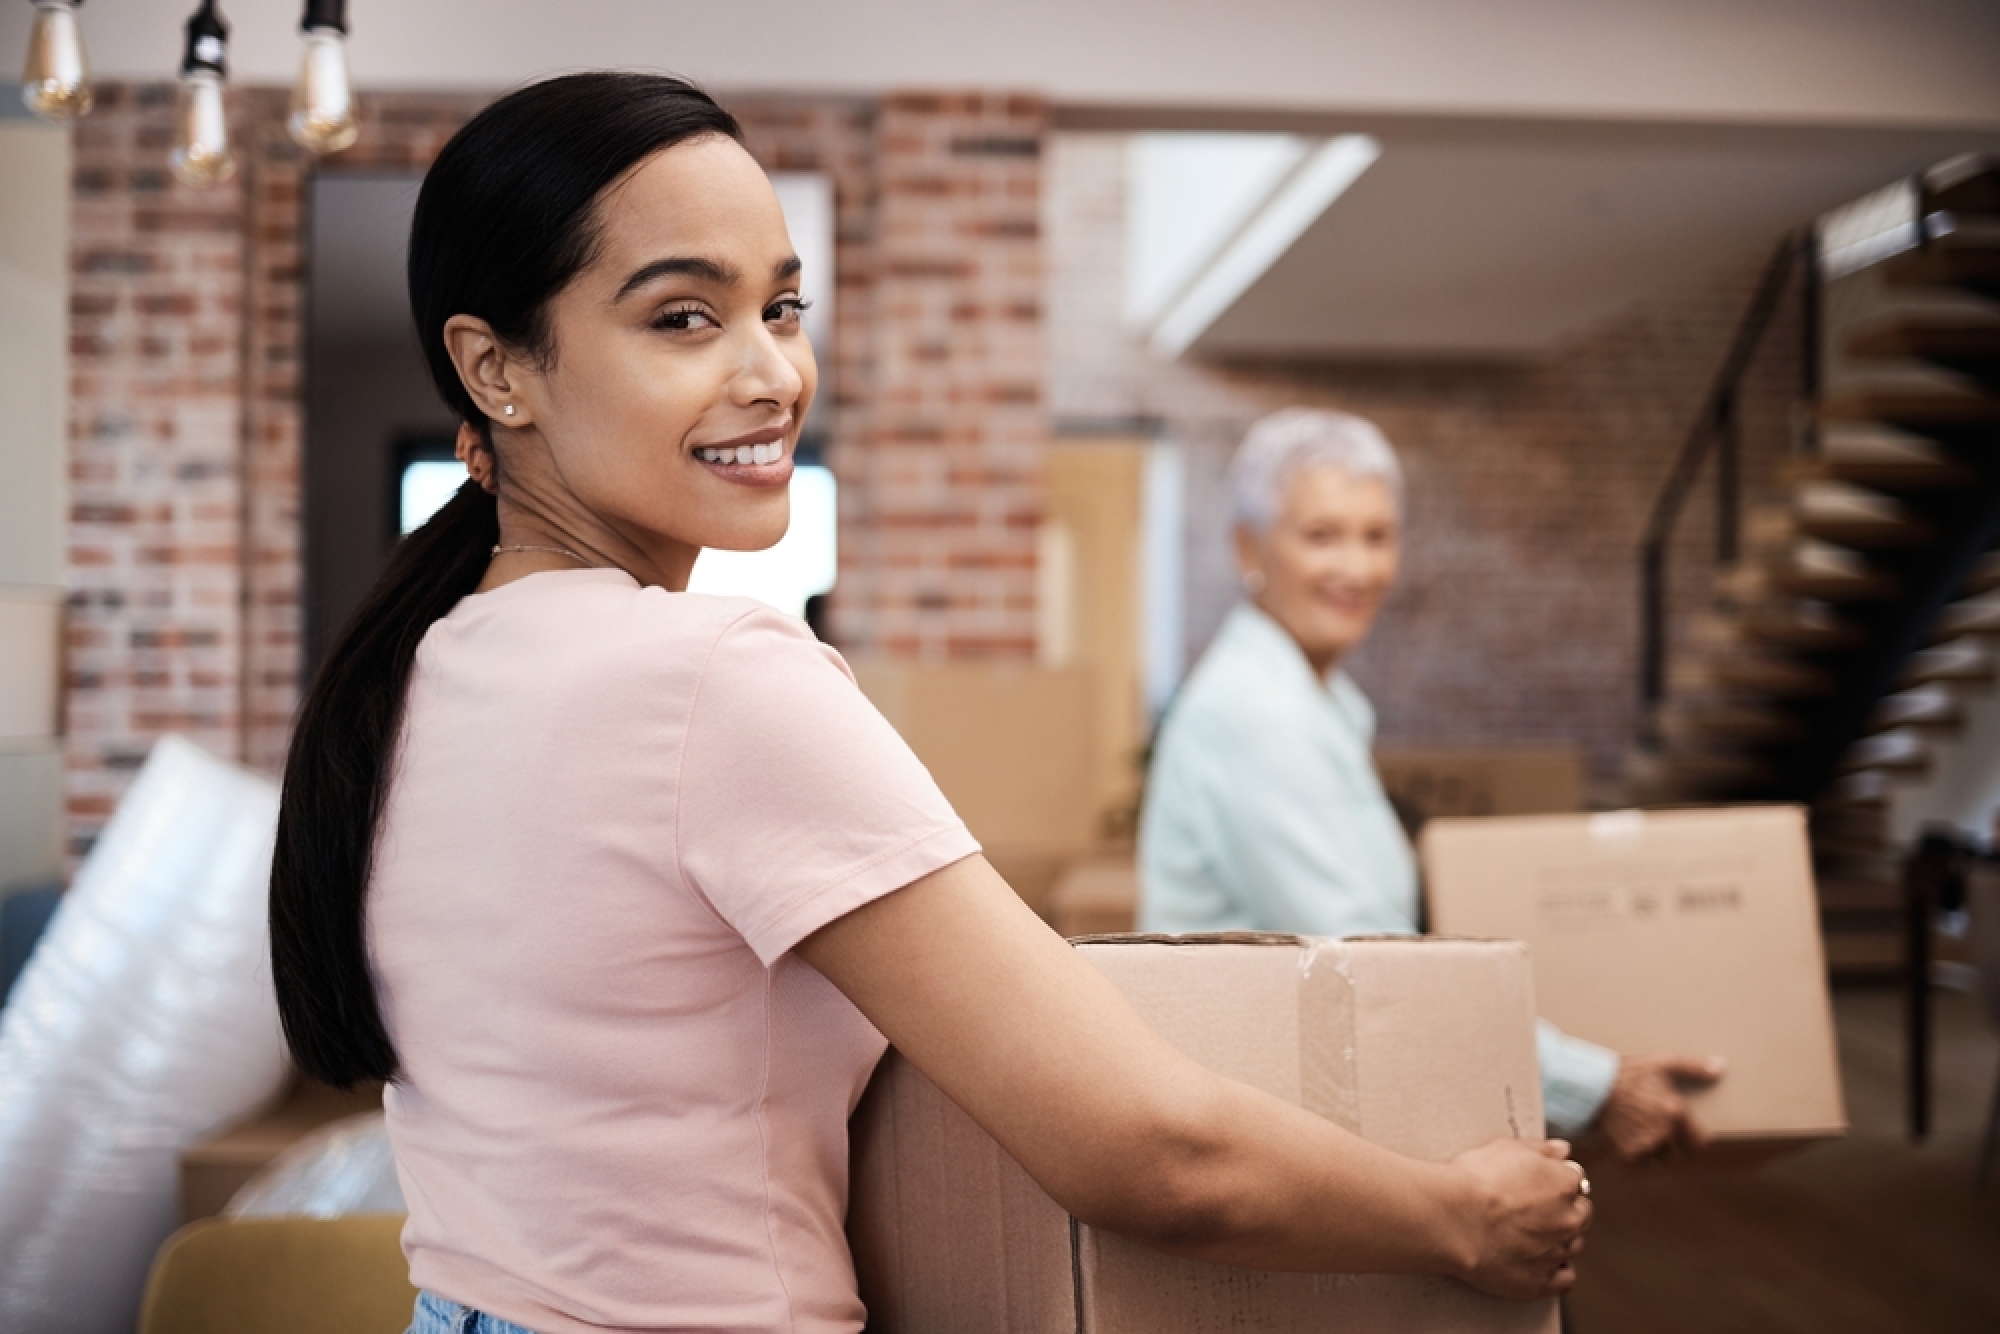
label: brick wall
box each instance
[65,84,250,852]
[1047,133,1805,786]
[837,93,1048,658]
[62,84,1048,858]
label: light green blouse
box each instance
[1138,602,1618,1137]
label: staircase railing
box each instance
[1637,230,1820,730]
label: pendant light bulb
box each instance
[288,0,356,154]
[287,28,357,154]
[170,2,235,188]
[171,70,234,187]
[21,0,93,124]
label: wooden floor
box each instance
[1567,985,2000,1334]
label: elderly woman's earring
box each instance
[1241,570,1267,595]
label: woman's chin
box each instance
[697,520,791,555]
[1295,619,1372,664]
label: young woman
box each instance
[269,73,1591,1334]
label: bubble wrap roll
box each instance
[226,1111,405,1219]
[0,736,290,1334]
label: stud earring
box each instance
[503,404,516,417]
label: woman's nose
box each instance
[731,325,805,410]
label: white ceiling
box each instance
[4,0,1999,129]
[1182,120,2000,359]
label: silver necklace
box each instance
[491,543,595,568]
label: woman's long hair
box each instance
[270,74,742,1088]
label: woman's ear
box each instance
[1232,525,1267,595]
[442,314,533,428]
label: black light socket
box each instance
[301,0,347,35]
[180,0,229,77]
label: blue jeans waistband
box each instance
[408,1289,542,1334]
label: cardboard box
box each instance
[1375,747,1585,825]
[851,660,1100,915]
[1420,806,1846,1148]
[849,935,1557,1334]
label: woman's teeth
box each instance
[696,441,784,466]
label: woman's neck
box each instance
[1249,598,1344,681]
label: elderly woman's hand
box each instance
[1596,1054,1725,1160]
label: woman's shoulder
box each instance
[453,570,797,639]
[1169,637,1298,733]
[438,572,832,690]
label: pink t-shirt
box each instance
[368,569,978,1334]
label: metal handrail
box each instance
[1638,230,1817,721]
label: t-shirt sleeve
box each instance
[676,605,980,964]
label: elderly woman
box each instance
[1139,408,1720,1158]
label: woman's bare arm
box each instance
[797,854,1589,1298]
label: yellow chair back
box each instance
[139,1214,416,1334]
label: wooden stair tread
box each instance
[1732,603,1869,651]
[1688,603,1858,651]
[1792,514,1934,549]
[1966,550,2000,594]
[1657,706,1805,745]
[1790,425,1976,492]
[1899,638,1996,686]
[1881,226,2000,295]
[1820,386,2000,427]
[1747,486,1930,550]
[1839,728,1931,774]
[1830,769,1895,802]
[1718,544,1901,603]
[1932,592,2000,639]
[1847,316,2000,369]
[1783,453,1976,492]
[1670,650,1840,697]
[1649,745,1777,788]
[1867,684,1964,733]
[1925,155,2000,218]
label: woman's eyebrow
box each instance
[614,255,804,302]
[614,255,740,301]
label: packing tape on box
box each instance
[1587,809,1648,843]
[1297,939,1363,1135]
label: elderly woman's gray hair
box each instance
[1229,408,1404,533]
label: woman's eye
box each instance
[765,297,812,326]
[652,306,716,332]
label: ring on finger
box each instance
[1565,1158,1592,1200]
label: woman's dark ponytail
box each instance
[270,481,495,1084]
[270,73,742,1088]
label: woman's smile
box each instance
[692,422,793,487]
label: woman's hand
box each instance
[1448,1137,1592,1300]
[1597,1054,1724,1160]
